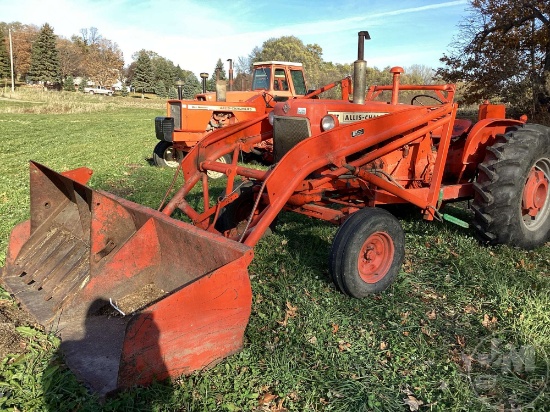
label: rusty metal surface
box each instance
[1,161,254,396]
[3,224,89,325]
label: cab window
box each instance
[252,67,271,90]
[273,68,289,91]
[290,69,307,95]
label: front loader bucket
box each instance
[1,162,253,397]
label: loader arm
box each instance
[239,103,457,246]
[161,76,358,228]
[163,101,457,248]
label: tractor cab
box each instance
[251,61,308,98]
[192,62,308,102]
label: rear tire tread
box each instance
[472,124,550,249]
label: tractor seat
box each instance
[432,118,473,141]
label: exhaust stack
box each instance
[200,72,209,94]
[352,31,371,104]
[227,59,234,91]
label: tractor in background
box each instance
[153,61,351,177]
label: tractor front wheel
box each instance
[329,208,405,298]
[152,141,184,168]
[206,154,232,179]
[215,181,275,238]
[472,124,550,249]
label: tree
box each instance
[86,38,124,86]
[120,83,129,97]
[404,64,435,85]
[249,36,325,88]
[1,23,39,80]
[183,74,201,99]
[154,79,167,98]
[314,61,353,99]
[168,86,178,99]
[0,29,10,82]
[57,37,82,80]
[64,28,124,87]
[78,75,88,92]
[63,75,75,91]
[151,55,177,92]
[174,64,188,82]
[232,55,252,91]
[132,50,154,97]
[28,23,61,86]
[207,58,227,91]
[437,1,550,120]
[79,27,101,46]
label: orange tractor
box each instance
[2,31,549,396]
[153,60,346,175]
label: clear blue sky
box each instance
[0,0,469,77]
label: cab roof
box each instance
[253,61,303,67]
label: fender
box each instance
[461,118,525,165]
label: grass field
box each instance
[0,88,548,411]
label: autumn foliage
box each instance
[0,23,123,89]
[437,0,550,121]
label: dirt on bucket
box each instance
[0,297,40,360]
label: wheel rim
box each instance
[521,158,550,231]
[357,231,394,283]
[206,155,229,179]
[163,146,181,168]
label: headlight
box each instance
[268,111,274,125]
[321,115,338,131]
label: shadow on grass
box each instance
[42,299,174,411]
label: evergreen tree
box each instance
[63,75,75,91]
[168,86,178,99]
[183,74,201,99]
[207,58,227,91]
[28,23,61,87]
[174,65,187,82]
[0,30,10,81]
[121,84,129,97]
[154,79,167,98]
[78,76,88,92]
[132,50,154,98]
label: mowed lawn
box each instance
[0,90,548,411]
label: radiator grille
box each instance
[170,102,182,129]
[273,116,311,162]
[155,117,174,142]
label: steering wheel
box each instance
[262,92,275,108]
[411,94,444,105]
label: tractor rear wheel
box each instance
[329,208,405,298]
[472,124,550,249]
[153,141,184,168]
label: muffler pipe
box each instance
[200,72,209,94]
[227,59,234,91]
[353,31,370,104]
[176,80,183,100]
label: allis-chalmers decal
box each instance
[328,111,387,123]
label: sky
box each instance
[0,0,470,78]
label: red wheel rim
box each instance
[521,161,550,231]
[357,232,394,283]
[523,168,549,217]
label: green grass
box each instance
[0,92,549,411]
